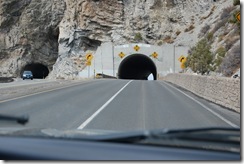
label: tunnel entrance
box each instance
[21,63,49,79]
[118,54,157,80]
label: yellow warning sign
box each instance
[178,55,186,63]
[180,57,187,69]
[151,52,158,59]
[86,53,93,61]
[134,45,140,51]
[236,12,240,22]
[118,52,125,58]
[181,62,186,69]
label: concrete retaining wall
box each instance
[163,73,240,113]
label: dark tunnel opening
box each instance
[21,63,49,79]
[118,54,157,80]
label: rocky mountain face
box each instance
[0,0,65,77]
[0,0,240,79]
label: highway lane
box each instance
[82,80,240,131]
[0,79,240,131]
[0,79,128,129]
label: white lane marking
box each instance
[161,81,239,128]
[0,81,91,103]
[78,80,133,130]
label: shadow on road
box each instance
[0,77,14,83]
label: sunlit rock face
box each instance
[0,0,234,79]
[50,0,124,79]
[0,0,65,77]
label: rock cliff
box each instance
[0,0,65,77]
[0,0,239,79]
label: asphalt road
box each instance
[0,79,240,131]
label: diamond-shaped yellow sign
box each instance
[118,52,125,58]
[151,52,158,59]
[236,12,240,22]
[181,62,186,69]
[86,53,93,61]
[178,55,186,63]
[179,56,187,69]
[134,45,140,51]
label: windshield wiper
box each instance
[0,114,29,125]
[92,127,240,153]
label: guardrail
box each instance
[95,73,117,79]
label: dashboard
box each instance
[0,136,240,160]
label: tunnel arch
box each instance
[21,63,49,79]
[118,54,157,80]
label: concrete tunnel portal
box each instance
[21,63,49,79]
[118,54,157,80]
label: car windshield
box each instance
[23,71,32,74]
[0,0,241,160]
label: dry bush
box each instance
[175,30,181,36]
[163,36,174,44]
[212,18,228,34]
[211,6,236,34]
[198,24,210,38]
[184,24,195,32]
[157,40,163,46]
[0,51,9,60]
[225,36,240,50]
[207,32,214,42]
[218,35,225,42]
[233,0,240,6]
[201,6,216,20]
[0,77,14,83]
[57,76,65,80]
[220,6,235,19]
[219,43,240,76]
[134,32,143,42]
[232,23,241,35]
[213,47,226,70]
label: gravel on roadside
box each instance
[0,77,14,83]
[0,79,91,101]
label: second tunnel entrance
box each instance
[21,63,49,79]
